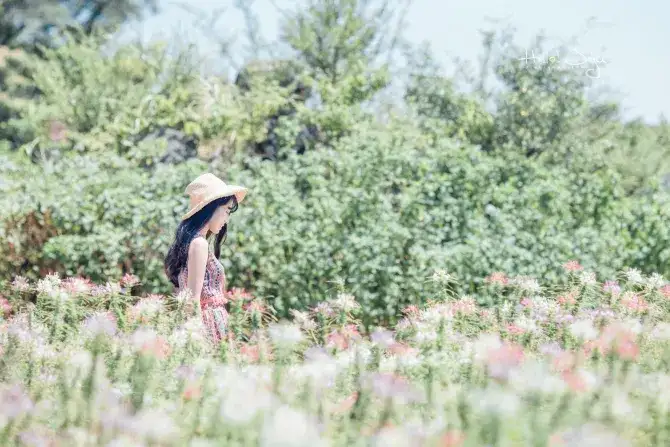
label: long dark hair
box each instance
[164,195,239,287]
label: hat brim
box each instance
[181,186,247,221]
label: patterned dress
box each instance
[177,244,229,343]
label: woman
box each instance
[164,173,248,343]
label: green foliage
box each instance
[0,0,156,50]
[226,121,668,324]
[280,0,407,83]
[0,154,207,291]
[0,34,202,160]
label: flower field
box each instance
[1,265,670,446]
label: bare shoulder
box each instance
[188,237,209,262]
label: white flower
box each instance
[610,391,634,420]
[431,269,454,284]
[220,377,274,424]
[290,310,317,331]
[260,405,326,447]
[0,383,34,419]
[36,273,61,296]
[331,293,359,312]
[69,350,93,373]
[578,271,597,286]
[557,423,631,447]
[651,323,670,341]
[420,305,453,324]
[508,360,566,394]
[174,288,193,303]
[469,387,520,416]
[512,316,539,334]
[121,408,178,442]
[295,360,338,392]
[373,425,413,447]
[572,368,599,392]
[414,328,437,344]
[129,327,161,353]
[621,318,643,335]
[569,319,599,341]
[625,268,645,285]
[472,333,502,363]
[82,312,117,338]
[268,322,304,348]
[6,317,33,343]
[370,328,395,348]
[131,297,164,318]
[106,435,151,447]
[511,276,541,292]
[647,273,666,289]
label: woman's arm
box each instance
[186,237,209,309]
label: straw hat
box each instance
[182,173,248,220]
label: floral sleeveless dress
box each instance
[177,246,229,343]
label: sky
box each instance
[122,0,670,124]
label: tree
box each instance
[0,0,157,51]
[278,0,411,83]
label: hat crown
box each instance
[185,173,227,202]
[181,172,247,221]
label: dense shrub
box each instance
[0,154,207,292]
[5,116,667,326]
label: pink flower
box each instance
[596,323,639,360]
[561,370,588,393]
[557,292,576,306]
[333,392,358,414]
[132,329,171,359]
[326,331,348,350]
[142,337,171,359]
[120,273,140,288]
[440,430,466,447]
[551,351,576,373]
[11,276,30,292]
[452,297,477,315]
[0,296,11,317]
[402,305,420,317]
[62,277,93,294]
[239,344,261,363]
[660,284,670,299]
[485,272,508,286]
[342,324,361,340]
[479,309,493,320]
[620,293,648,313]
[519,297,533,308]
[243,300,267,315]
[616,337,639,361]
[48,120,68,142]
[366,372,419,403]
[562,260,583,272]
[225,287,254,302]
[182,383,202,401]
[506,324,525,336]
[603,281,621,295]
[387,342,417,356]
[486,342,524,380]
[313,302,335,317]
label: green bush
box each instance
[2,118,669,325]
[0,154,207,291]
